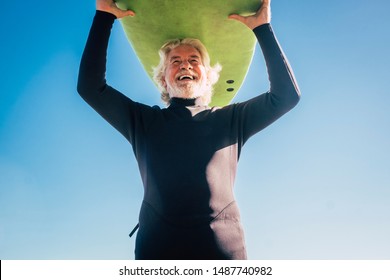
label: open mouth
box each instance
[177,75,195,81]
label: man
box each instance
[77,0,300,259]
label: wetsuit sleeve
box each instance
[235,23,301,143]
[77,11,155,145]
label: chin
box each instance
[170,84,203,99]
[167,80,213,105]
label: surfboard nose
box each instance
[117,0,259,106]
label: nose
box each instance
[180,60,193,70]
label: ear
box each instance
[161,76,167,90]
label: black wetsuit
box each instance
[77,11,300,260]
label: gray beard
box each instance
[168,82,205,100]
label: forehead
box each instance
[167,44,201,59]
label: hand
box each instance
[228,0,271,30]
[96,0,135,18]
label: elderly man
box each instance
[77,0,300,259]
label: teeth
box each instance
[179,75,194,80]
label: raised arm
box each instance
[228,0,301,142]
[77,0,134,96]
[77,1,154,145]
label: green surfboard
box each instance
[116,0,262,106]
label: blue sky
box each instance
[1,0,389,259]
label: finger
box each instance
[262,0,271,9]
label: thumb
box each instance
[123,9,135,17]
[228,14,246,24]
[115,7,135,18]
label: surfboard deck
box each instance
[116,0,262,106]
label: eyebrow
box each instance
[169,55,200,62]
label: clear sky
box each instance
[1,0,389,259]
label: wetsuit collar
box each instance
[170,97,197,107]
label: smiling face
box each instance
[162,44,209,100]
[153,38,222,106]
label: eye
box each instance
[191,57,200,62]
